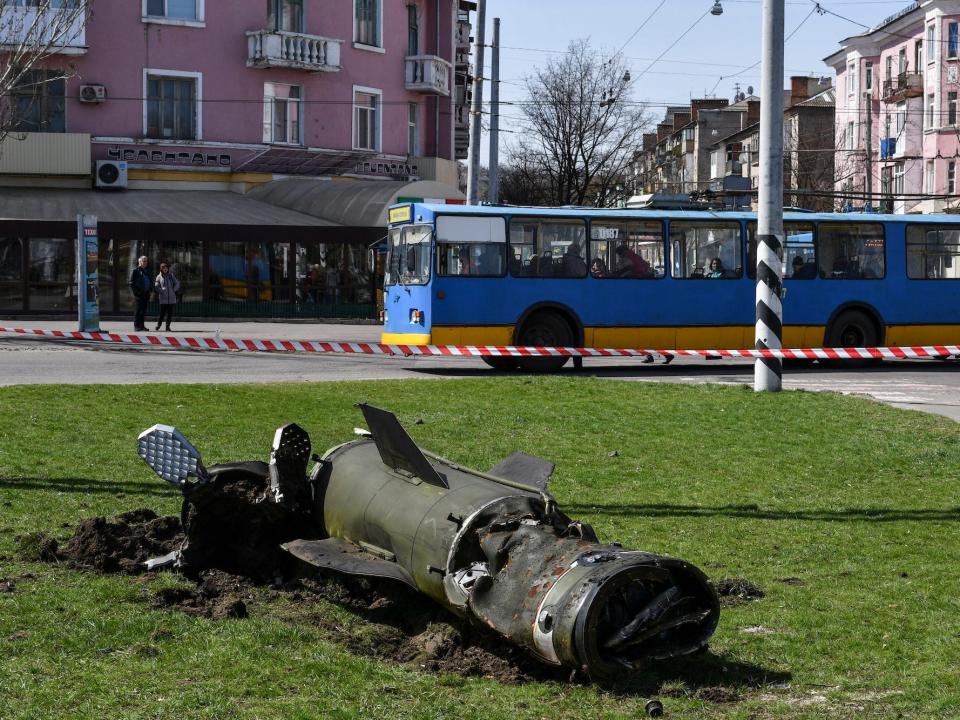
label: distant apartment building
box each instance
[825,0,960,213]
[630,98,756,197]
[707,77,835,211]
[0,0,473,318]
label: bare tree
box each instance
[0,0,89,139]
[503,39,650,207]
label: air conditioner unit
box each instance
[95,160,127,190]
[79,84,106,103]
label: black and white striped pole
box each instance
[755,0,785,392]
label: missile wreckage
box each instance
[137,405,720,680]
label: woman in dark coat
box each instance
[154,262,180,332]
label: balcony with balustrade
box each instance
[246,30,341,72]
[405,55,452,96]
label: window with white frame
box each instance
[407,102,418,156]
[847,62,856,100]
[950,92,958,125]
[865,61,873,91]
[355,0,381,47]
[144,0,202,21]
[893,161,905,195]
[146,73,199,140]
[845,121,855,151]
[896,101,906,133]
[926,25,935,62]
[949,161,956,194]
[263,83,302,145]
[353,88,380,150]
[926,160,935,193]
[927,93,936,129]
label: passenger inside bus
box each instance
[614,244,652,277]
[705,257,725,278]
[791,255,817,279]
[590,258,607,277]
[563,241,587,276]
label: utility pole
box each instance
[487,17,501,204]
[754,0,784,392]
[864,91,873,211]
[466,0,486,205]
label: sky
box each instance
[475,0,914,159]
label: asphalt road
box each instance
[1,319,958,422]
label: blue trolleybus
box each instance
[381,203,960,370]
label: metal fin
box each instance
[489,451,555,491]
[269,423,311,507]
[282,538,417,589]
[357,404,448,488]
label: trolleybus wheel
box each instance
[517,312,572,372]
[825,309,879,368]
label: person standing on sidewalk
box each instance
[154,262,180,332]
[129,255,152,331]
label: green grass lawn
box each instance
[0,378,958,719]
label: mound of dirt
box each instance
[61,509,183,574]
[714,578,765,607]
[151,569,250,619]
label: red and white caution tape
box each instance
[0,326,958,361]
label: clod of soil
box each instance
[695,686,743,703]
[61,509,183,574]
[777,577,805,586]
[13,531,60,562]
[151,569,250,619]
[714,577,765,607]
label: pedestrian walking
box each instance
[154,262,180,332]
[129,255,152,331]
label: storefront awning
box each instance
[247,179,465,228]
[0,188,335,227]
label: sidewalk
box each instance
[0,319,383,343]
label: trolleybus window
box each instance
[509,219,587,278]
[589,221,663,278]
[818,223,885,279]
[385,224,431,286]
[436,215,506,277]
[669,221,741,279]
[906,226,960,279]
[746,222,817,279]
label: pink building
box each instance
[826,0,960,213]
[0,0,473,318]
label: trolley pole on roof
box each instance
[754,0,785,392]
[466,0,487,205]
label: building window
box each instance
[898,47,907,74]
[885,112,891,139]
[896,102,906,133]
[847,62,856,100]
[145,72,199,140]
[926,160,935,193]
[268,0,302,33]
[353,87,380,150]
[893,161,905,195]
[950,22,959,59]
[845,121,855,151]
[885,55,893,80]
[144,0,201,21]
[407,3,419,55]
[950,92,958,125]
[865,61,873,91]
[354,0,381,47]
[949,161,956,194]
[407,102,418,156]
[927,93,936,129]
[11,70,65,133]
[263,83,301,145]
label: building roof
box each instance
[0,188,334,226]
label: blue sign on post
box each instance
[77,214,100,332]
